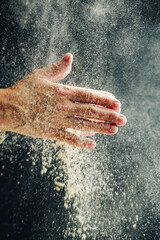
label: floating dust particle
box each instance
[54,176,60,181]
[54,181,65,189]
[82,233,87,240]
[133,224,136,229]
[55,186,60,192]
[135,215,138,221]
[41,168,47,175]
[32,161,35,166]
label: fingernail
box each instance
[112,100,121,109]
[63,53,71,62]
[87,140,96,149]
[109,125,118,133]
[118,115,127,125]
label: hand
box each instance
[1,53,127,149]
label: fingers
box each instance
[67,86,121,112]
[65,117,119,135]
[47,128,96,149]
[67,102,126,126]
[41,53,73,82]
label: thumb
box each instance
[42,53,73,82]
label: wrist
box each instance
[0,88,9,143]
[0,88,13,131]
[0,87,27,133]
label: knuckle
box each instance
[90,106,97,115]
[53,85,61,94]
[108,112,116,122]
[51,63,59,71]
[87,91,93,101]
[73,88,82,97]
[54,85,70,96]
[56,99,70,112]
[60,85,71,96]
[73,105,80,113]
[56,102,66,112]
[87,106,96,115]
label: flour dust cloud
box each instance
[0,0,160,239]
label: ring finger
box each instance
[65,117,118,135]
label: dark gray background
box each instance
[0,0,160,239]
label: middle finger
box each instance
[68,102,126,126]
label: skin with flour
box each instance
[0,53,127,149]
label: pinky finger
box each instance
[54,129,96,149]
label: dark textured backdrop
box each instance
[0,0,160,239]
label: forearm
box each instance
[0,89,9,142]
[0,88,17,132]
[0,89,7,130]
